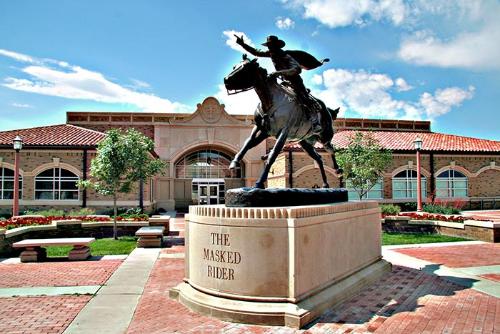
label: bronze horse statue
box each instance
[224,56,343,189]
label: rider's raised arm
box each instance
[235,35,270,57]
[240,43,270,57]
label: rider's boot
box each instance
[298,92,322,134]
[311,112,322,134]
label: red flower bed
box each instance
[399,212,466,223]
[0,215,148,230]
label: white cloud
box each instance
[395,77,413,91]
[11,102,33,108]
[130,78,151,89]
[311,67,473,120]
[311,74,323,85]
[222,30,256,53]
[0,49,190,113]
[283,0,407,28]
[0,49,37,64]
[276,17,295,30]
[398,21,500,69]
[419,86,474,118]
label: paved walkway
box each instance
[126,242,500,333]
[462,210,500,222]
[1,219,499,333]
[63,247,160,334]
[0,256,123,334]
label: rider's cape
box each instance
[286,50,329,70]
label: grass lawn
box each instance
[382,232,471,246]
[45,236,138,257]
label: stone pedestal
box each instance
[170,201,391,328]
[20,247,47,263]
[68,245,91,260]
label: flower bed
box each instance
[0,214,148,230]
[398,212,491,223]
[399,212,465,223]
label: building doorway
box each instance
[193,178,225,205]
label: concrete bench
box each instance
[13,238,95,262]
[149,216,170,235]
[136,226,164,248]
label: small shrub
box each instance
[67,208,96,217]
[0,208,11,219]
[399,202,417,212]
[23,209,65,217]
[380,204,400,216]
[423,204,461,215]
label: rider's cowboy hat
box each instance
[262,35,285,48]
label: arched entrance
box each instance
[175,148,244,205]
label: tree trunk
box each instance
[113,193,118,240]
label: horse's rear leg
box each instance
[299,140,330,188]
[255,129,288,189]
[230,126,268,170]
[323,142,343,175]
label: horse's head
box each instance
[224,55,261,95]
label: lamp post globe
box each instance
[413,137,423,212]
[12,135,23,217]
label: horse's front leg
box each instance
[230,126,268,171]
[299,140,329,188]
[255,128,289,189]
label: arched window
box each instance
[0,167,22,200]
[35,168,79,200]
[436,170,468,198]
[175,149,243,179]
[392,170,426,199]
[347,179,383,200]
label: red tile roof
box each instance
[0,124,105,147]
[285,130,500,152]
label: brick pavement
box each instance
[126,246,500,334]
[0,295,91,334]
[462,210,500,222]
[395,243,500,268]
[0,260,122,287]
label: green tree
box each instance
[79,129,166,239]
[337,132,391,200]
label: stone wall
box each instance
[381,217,499,243]
[0,221,149,256]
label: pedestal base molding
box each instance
[171,260,390,328]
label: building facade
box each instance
[0,96,499,214]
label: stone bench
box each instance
[13,238,95,262]
[149,216,170,235]
[136,226,164,248]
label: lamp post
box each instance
[12,135,23,217]
[414,137,423,212]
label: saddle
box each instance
[280,82,322,114]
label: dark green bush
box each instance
[0,208,11,219]
[423,204,461,215]
[399,202,417,211]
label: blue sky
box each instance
[0,0,499,140]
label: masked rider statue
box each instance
[235,35,329,134]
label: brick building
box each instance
[0,96,498,213]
